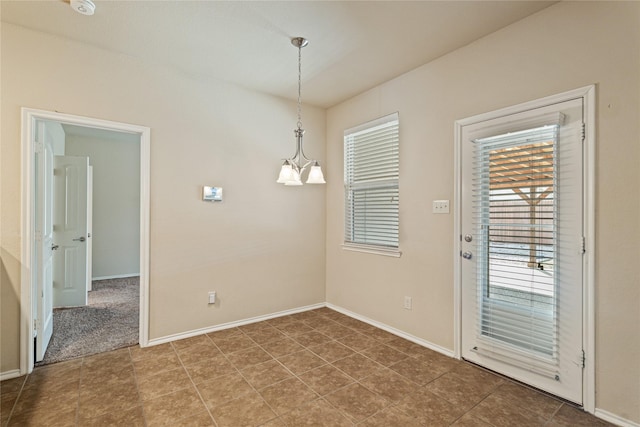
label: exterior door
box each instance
[34,121,55,361]
[53,155,90,307]
[460,98,584,403]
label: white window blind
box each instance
[344,113,399,250]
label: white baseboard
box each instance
[92,273,140,281]
[595,408,640,427]
[146,302,326,347]
[326,302,456,358]
[0,369,22,381]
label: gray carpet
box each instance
[37,277,139,366]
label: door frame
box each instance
[453,85,596,413]
[20,107,151,374]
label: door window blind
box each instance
[344,113,399,248]
[473,123,562,376]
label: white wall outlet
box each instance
[404,296,412,310]
[432,200,450,214]
[208,291,216,304]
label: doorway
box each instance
[20,108,151,374]
[454,86,595,412]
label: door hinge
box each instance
[581,236,586,254]
[33,319,38,331]
[581,349,586,369]
[581,122,586,142]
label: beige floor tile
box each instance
[171,333,214,350]
[239,321,274,334]
[137,366,192,401]
[259,417,286,426]
[213,334,255,355]
[196,371,254,408]
[452,413,495,426]
[259,377,318,415]
[241,359,293,390]
[301,315,332,329]
[280,398,353,426]
[175,342,222,366]
[298,364,354,396]
[468,393,549,426]
[385,337,430,357]
[336,332,378,352]
[81,363,136,390]
[334,316,367,330]
[133,351,182,379]
[293,330,333,347]
[82,347,131,369]
[359,406,422,427]
[24,360,82,390]
[80,405,146,426]
[0,376,26,395]
[490,382,562,419]
[211,391,277,427]
[260,337,305,358]
[226,345,273,369]
[7,405,76,427]
[414,352,461,376]
[360,345,408,367]
[207,327,243,341]
[389,356,441,385]
[266,315,296,327]
[288,310,321,321]
[395,387,466,426]
[143,387,207,426]
[425,372,498,411]
[547,403,614,426]
[277,349,326,375]
[130,343,175,361]
[449,363,504,389]
[324,383,389,423]
[78,382,140,419]
[356,325,398,342]
[183,353,236,384]
[12,377,80,415]
[308,340,355,363]
[244,326,287,345]
[359,368,420,402]
[314,323,353,339]
[331,353,385,381]
[1,392,18,424]
[275,322,314,337]
[168,411,216,426]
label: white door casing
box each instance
[20,107,151,375]
[87,166,93,291]
[53,155,90,308]
[454,86,596,411]
[34,121,55,362]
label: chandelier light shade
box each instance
[277,37,326,186]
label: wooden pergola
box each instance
[489,141,554,268]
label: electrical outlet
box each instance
[404,296,412,310]
[208,291,216,304]
[432,200,450,214]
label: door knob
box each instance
[51,244,59,251]
[462,251,473,260]
[73,236,86,242]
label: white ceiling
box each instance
[1,1,554,108]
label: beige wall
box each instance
[0,24,326,372]
[326,2,639,423]
[65,131,141,279]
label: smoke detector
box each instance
[70,0,96,16]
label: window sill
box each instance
[342,243,402,258]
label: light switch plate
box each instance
[433,200,450,214]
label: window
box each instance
[344,112,399,255]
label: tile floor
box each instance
[1,308,612,426]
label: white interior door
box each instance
[53,155,90,307]
[460,98,584,403]
[34,121,55,361]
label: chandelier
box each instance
[276,37,326,186]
